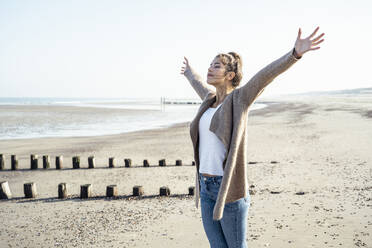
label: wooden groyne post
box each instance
[159,186,170,196]
[43,155,50,169]
[188,186,195,196]
[159,159,166,167]
[58,183,68,199]
[133,185,144,196]
[176,159,182,166]
[11,155,18,170]
[106,185,117,197]
[124,159,132,168]
[0,181,12,199]
[80,184,91,198]
[73,156,80,169]
[109,157,115,168]
[0,154,4,170]
[30,154,38,170]
[88,156,95,169]
[24,182,37,198]
[143,159,150,167]
[56,156,63,169]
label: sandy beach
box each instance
[0,93,371,247]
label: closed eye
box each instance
[210,63,221,69]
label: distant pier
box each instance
[160,97,201,105]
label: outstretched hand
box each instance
[294,26,325,57]
[180,56,190,75]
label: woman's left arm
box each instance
[239,26,325,108]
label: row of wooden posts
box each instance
[0,154,195,170]
[0,181,196,200]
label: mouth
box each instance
[207,74,213,77]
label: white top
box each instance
[198,103,226,176]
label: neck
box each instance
[214,84,234,106]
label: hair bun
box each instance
[228,52,241,62]
[228,52,242,69]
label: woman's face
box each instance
[207,57,234,87]
[207,57,227,86]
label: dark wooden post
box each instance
[73,156,80,169]
[24,182,37,198]
[176,160,182,166]
[58,183,68,199]
[30,154,38,170]
[188,186,195,195]
[106,185,117,197]
[0,154,4,170]
[159,186,170,196]
[80,184,91,198]
[159,159,166,167]
[11,155,18,170]
[88,156,95,169]
[109,157,115,168]
[143,159,149,167]
[124,159,132,168]
[56,156,63,169]
[0,181,12,199]
[133,185,144,196]
[43,155,50,169]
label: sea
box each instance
[0,97,266,140]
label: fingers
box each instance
[307,26,320,39]
[297,27,302,39]
[181,56,189,75]
[312,39,324,46]
[309,47,321,51]
[311,33,325,42]
[180,65,186,75]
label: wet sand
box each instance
[0,94,371,247]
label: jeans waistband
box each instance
[199,172,223,183]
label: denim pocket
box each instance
[224,198,242,211]
[225,196,250,211]
[207,181,220,194]
[214,177,223,185]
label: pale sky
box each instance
[1,0,371,99]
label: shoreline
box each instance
[0,101,268,141]
[0,121,191,142]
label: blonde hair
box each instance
[215,52,243,87]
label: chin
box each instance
[207,80,216,85]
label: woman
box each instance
[180,27,325,248]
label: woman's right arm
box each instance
[181,57,215,100]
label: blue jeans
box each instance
[199,173,250,248]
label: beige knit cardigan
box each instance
[184,48,301,220]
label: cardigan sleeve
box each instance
[238,48,301,108]
[184,66,215,100]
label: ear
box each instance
[227,71,235,81]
